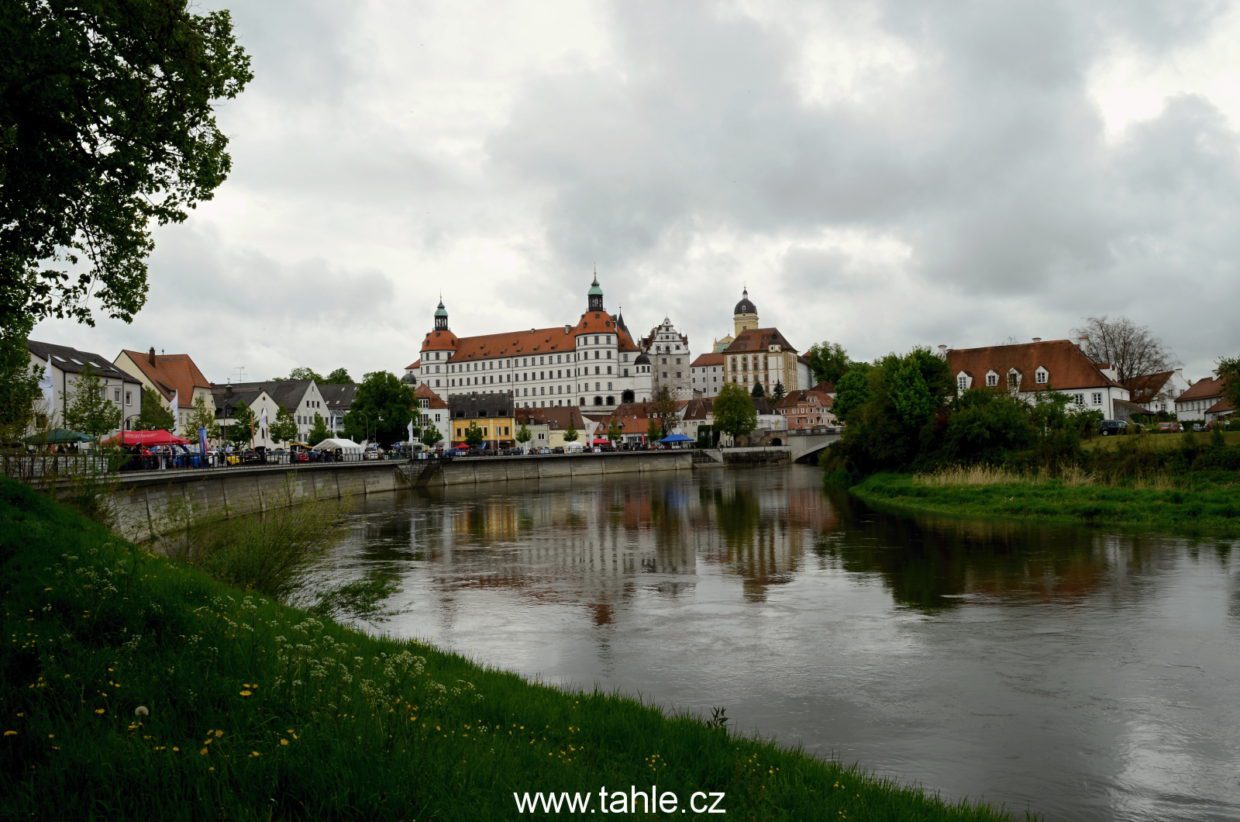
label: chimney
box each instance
[936,344,947,358]
[148,346,156,365]
[1077,335,1088,348]
[1032,337,1042,342]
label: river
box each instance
[291,465,1240,820]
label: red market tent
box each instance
[104,429,190,447]
[591,437,611,445]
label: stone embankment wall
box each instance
[108,452,693,542]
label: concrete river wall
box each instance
[108,451,693,542]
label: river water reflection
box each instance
[293,465,1240,820]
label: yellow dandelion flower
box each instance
[94,708,106,715]
[279,738,289,747]
[3,730,16,737]
[249,751,260,758]
[239,690,253,698]
[214,729,224,738]
[200,748,209,756]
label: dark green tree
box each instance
[134,387,174,431]
[0,2,252,336]
[0,344,42,444]
[225,404,255,447]
[714,383,757,442]
[307,413,331,446]
[1218,356,1240,411]
[284,367,323,382]
[751,382,765,399]
[940,389,1036,464]
[832,362,873,424]
[325,368,352,384]
[343,372,414,446]
[806,341,851,385]
[516,424,531,450]
[184,394,217,440]
[463,424,485,448]
[269,406,299,444]
[63,368,121,438]
[607,420,622,442]
[652,386,678,440]
[771,381,786,402]
[646,417,662,443]
[562,423,579,443]
[420,426,443,449]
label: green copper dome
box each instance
[587,276,603,298]
[434,299,448,318]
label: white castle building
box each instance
[405,275,654,412]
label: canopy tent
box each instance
[659,433,693,443]
[311,437,362,451]
[103,429,189,446]
[591,437,611,445]
[24,428,93,445]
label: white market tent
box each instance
[311,437,362,450]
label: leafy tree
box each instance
[463,424,485,448]
[63,368,121,439]
[651,386,678,440]
[0,342,42,444]
[1073,316,1175,384]
[324,368,352,384]
[771,381,786,402]
[134,387,174,431]
[420,426,443,449]
[940,390,1035,464]
[284,367,323,382]
[647,418,662,443]
[607,420,622,442]
[0,3,252,336]
[832,363,873,425]
[269,406,299,444]
[308,413,331,446]
[714,383,757,442]
[343,372,414,446]
[1218,356,1240,411]
[184,394,218,440]
[563,423,579,443]
[751,382,765,399]
[516,424,532,449]
[225,404,255,447]
[806,341,850,385]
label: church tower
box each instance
[588,272,604,312]
[434,298,449,331]
[733,287,758,336]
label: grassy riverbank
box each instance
[852,468,1240,536]
[0,477,1014,820]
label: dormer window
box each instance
[1007,369,1020,389]
[985,370,999,388]
[956,373,970,392]
[1035,367,1048,385]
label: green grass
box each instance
[1082,430,1240,451]
[852,470,1240,536]
[0,477,1016,820]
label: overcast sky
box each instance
[31,0,1240,383]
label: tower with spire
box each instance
[587,269,604,312]
[434,296,449,331]
[733,286,759,337]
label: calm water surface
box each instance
[292,465,1240,820]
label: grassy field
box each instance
[0,477,1016,820]
[1082,430,1240,451]
[852,468,1240,536]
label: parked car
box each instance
[1099,419,1128,436]
[1157,421,1183,433]
[364,445,384,460]
[551,446,565,454]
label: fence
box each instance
[0,448,384,483]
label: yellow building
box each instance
[448,391,516,448]
[720,289,812,394]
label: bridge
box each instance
[785,430,841,463]
[693,430,841,466]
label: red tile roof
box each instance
[723,327,799,354]
[515,406,586,430]
[775,388,833,411]
[1205,397,1235,415]
[421,329,459,352]
[118,349,212,402]
[405,358,422,370]
[946,339,1120,392]
[414,383,448,409]
[1121,371,1175,403]
[419,312,641,362]
[691,352,725,368]
[1176,376,1225,404]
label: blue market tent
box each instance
[659,433,693,443]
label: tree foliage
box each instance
[607,420,622,442]
[343,372,414,446]
[751,382,765,399]
[1218,356,1240,411]
[515,424,531,446]
[0,341,42,444]
[420,426,443,449]
[308,413,331,446]
[269,406,299,444]
[562,423,578,443]
[134,387,174,431]
[806,341,850,385]
[940,390,1035,464]
[183,394,217,440]
[651,387,678,438]
[284,367,323,382]
[832,363,872,425]
[714,383,757,441]
[771,381,785,402]
[224,404,255,447]
[63,368,121,438]
[0,2,252,336]
[324,368,352,384]
[1073,316,1175,384]
[463,424,485,448]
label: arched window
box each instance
[621,389,635,403]
[606,396,614,406]
[593,396,603,406]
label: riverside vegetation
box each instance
[825,348,1240,534]
[0,477,1016,820]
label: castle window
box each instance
[986,371,999,388]
[1035,368,1048,385]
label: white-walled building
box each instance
[28,340,141,437]
[642,317,693,399]
[1122,370,1191,415]
[1175,376,1227,423]
[719,289,813,395]
[211,384,281,449]
[690,352,726,398]
[406,276,654,413]
[214,379,328,444]
[945,339,1131,419]
[414,383,452,446]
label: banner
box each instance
[170,390,180,432]
[407,420,414,446]
[198,425,209,462]
[260,407,269,443]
